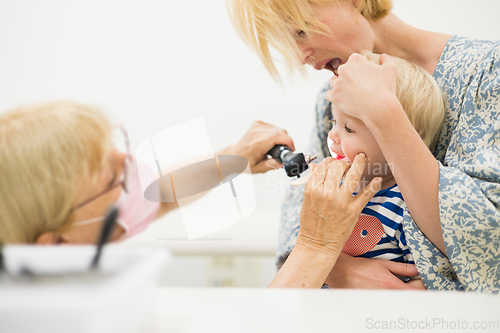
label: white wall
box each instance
[0,0,499,238]
[393,0,500,40]
[0,0,330,152]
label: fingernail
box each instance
[358,153,366,158]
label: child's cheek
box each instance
[341,143,358,164]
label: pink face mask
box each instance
[114,161,160,240]
[73,160,160,241]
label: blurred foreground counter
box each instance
[121,206,282,288]
[122,208,280,256]
[147,287,500,333]
[0,246,169,333]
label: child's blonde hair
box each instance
[0,101,112,244]
[363,51,445,150]
[227,0,393,80]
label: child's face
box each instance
[327,104,393,186]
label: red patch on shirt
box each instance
[342,214,385,256]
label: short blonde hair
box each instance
[363,51,445,150]
[0,101,112,244]
[227,0,393,80]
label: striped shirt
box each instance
[342,184,414,264]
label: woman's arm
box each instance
[154,120,295,219]
[276,82,333,271]
[366,102,445,254]
[269,247,338,288]
[269,155,382,288]
[327,54,446,255]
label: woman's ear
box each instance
[35,232,63,245]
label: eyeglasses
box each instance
[74,126,131,210]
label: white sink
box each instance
[0,245,170,333]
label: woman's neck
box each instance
[369,13,451,75]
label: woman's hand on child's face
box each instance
[295,155,382,256]
[325,53,400,127]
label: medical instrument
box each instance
[267,145,316,178]
[91,206,119,269]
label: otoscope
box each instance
[267,145,316,178]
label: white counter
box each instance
[122,207,281,256]
[146,288,500,333]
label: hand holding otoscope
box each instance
[223,121,315,179]
[266,144,316,181]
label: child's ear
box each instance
[35,232,64,245]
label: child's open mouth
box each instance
[330,151,346,160]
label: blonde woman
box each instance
[229,0,500,292]
[0,101,382,288]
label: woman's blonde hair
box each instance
[0,101,112,244]
[227,0,393,80]
[363,51,445,150]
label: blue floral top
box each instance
[278,36,500,293]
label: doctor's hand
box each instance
[295,155,382,257]
[269,155,382,288]
[218,120,294,174]
[324,253,426,290]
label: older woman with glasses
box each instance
[0,101,291,245]
[0,101,382,288]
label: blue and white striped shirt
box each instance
[342,184,414,264]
